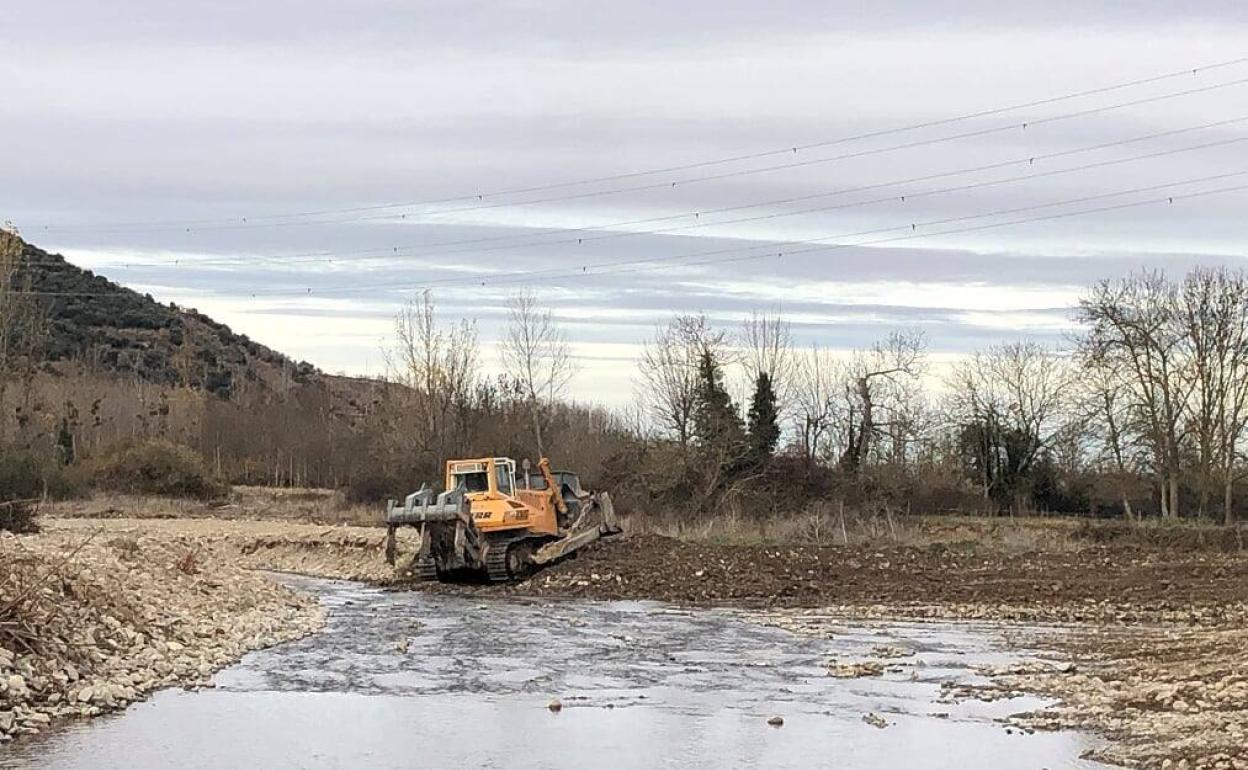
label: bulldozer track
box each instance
[485,544,512,583]
[485,535,536,582]
[412,557,438,582]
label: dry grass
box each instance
[43,485,383,528]
[624,504,1248,553]
[41,487,1248,555]
[175,549,201,575]
[622,504,1066,551]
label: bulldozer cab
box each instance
[447,458,516,497]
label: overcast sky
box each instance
[4,2,1247,405]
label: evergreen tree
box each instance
[745,372,780,468]
[692,350,744,453]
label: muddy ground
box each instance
[421,534,1248,622]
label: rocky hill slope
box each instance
[18,240,321,398]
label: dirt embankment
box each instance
[43,516,413,583]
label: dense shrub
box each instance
[88,439,229,500]
[0,449,68,533]
[344,470,419,504]
[0,499,37,533]
[0,451,50,501]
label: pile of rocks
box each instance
[995,621,1248,769]
[41,517,415,584]
[0,530,325,743]
[232,529,403,581]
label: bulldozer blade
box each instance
[596,492,622,535]
[532,492,621,566]
[533,526,602,565]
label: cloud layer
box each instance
[3,2,1246,405]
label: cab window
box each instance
[495,464,513,495]
[454,471,489,493]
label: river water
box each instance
[2,576,1110,769]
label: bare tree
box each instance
[636,313,729,448]
[1176,267,1248,524]
[839,331,926,472]
[502,289,576,456]
[946,341,1073,511]
[1076,272,1189,518]
[387,290,479,461]
[792,344,841,466]
[740,310,794,412]
[1074,369,1146,520]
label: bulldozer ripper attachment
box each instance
[384,483,481,578]
[386,483,467,526]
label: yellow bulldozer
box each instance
[384,457,621,582]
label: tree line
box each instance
[357,267,1248,525]
[6,226,1248,525]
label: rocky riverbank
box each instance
[0,525,327,744]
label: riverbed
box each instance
[1,576,1112,769]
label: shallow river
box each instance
[2,576,1111,769]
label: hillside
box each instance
[13,239,392,430]
[18,240,321,397]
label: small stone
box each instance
[767,715,784,726]
[0,711,14,733]
[862,713,888,729]
[77,687,94,704]
[828,661,884,678]
[547,699,563,712]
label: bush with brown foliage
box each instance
[87,439,229,500]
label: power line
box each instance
[267,171,1248,295]
[27,57,1248,233]
[38,117,1248,270]
[308,75,1248,227]
[20,171,1246,299]
[543,182,1248,288]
